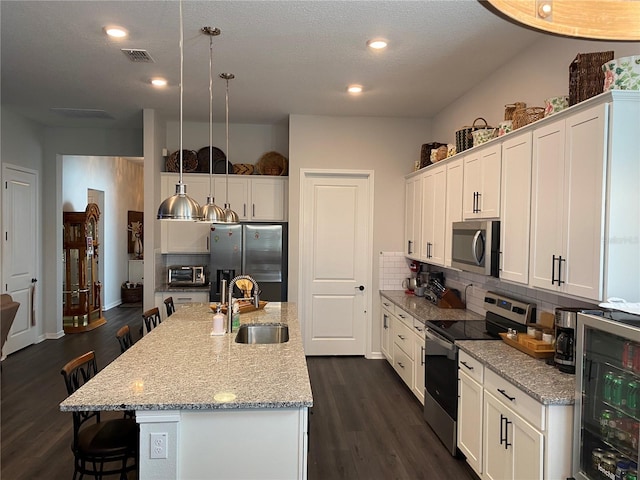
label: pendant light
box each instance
[198,26,225,224]
[157,0,202,221]
[220,72,239,224]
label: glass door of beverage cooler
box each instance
[574,313,640,480]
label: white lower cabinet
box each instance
[380,300,394,362]
[392,312,415,386]
[457,351,484,476]
[483,390,543,480]
[458,354,572,480]
[155,291,210,318]
[412,320,425,404]
[380,298,425,404]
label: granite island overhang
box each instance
[60,302,313,480]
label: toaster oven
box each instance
[168,266,206,286]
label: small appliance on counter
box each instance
[168,265,207,287]
[554,307,604,374]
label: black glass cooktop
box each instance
[426,319,497,342]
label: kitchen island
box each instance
[60,302,312,480]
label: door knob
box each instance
[355,285,365,291]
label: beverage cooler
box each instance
[574,312,640,480]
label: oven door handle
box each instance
[425,328,455,352]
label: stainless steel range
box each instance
[423,291,536,456]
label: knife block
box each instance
[436,289,466,309]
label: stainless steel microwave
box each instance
[451,221,500,277]
[168,265,206,286]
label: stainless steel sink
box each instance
[234,323,289,344]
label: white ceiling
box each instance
[1,1,543,129]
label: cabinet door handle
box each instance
[414,325,423,333]
[460,361,474,371]
[397,335,406,340]
[504,416,512,449]
[558,255,565,285]
[420,346,425,366]
[383,302,390,307]
[476,192,481,212]
[383,314,389,329]
[499,414,512,449]
[408,240,413,255]
[243,204,247,217]
[552,255,557,285]
[252,204,255,217]
[497,388,516,402]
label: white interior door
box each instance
[2,164,39,356]
[300,170,373,356]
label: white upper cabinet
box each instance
[214,176,288,222]
[404,173,423,260]
[529,104,607,300]
[463,143,502,219]
[420,164,446,266]
[160,173,288,253]
[444,159,463,268]
[499,131,532,284]
[160,174,212,253]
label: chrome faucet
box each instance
[226,275,260,333]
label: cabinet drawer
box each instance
[395,307,414,329]
[380,298,395,315]
[458,350,484,384]
[169,292,210,304]
[393,344,414,387]
[412,318,426,339]
[393,320,414,358]
[484,369,545,431]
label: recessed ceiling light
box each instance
[367,39,388,50]
[104,26,128,38]
[347,85,363,94]
[151,78,168,87]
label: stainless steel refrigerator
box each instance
[209,223,287,302]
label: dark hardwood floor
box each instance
[2,305,476,480]
[306,357,477,480]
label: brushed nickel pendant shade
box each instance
[220,72,239,224]
[157,0,202,221]
[198,26,225,224]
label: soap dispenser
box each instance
[212,305,225,335]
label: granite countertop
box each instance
[60,302,313,412]
[380,290,484,323]
[457,340,575,405]
[379,290,575,405]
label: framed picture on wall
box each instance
[127,211,143,257]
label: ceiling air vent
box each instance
[51,108,114,119]
[121,49,155,63]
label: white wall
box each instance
[62,156,143,310]
[0,108,45,340]
[431,38,640,143]
[288,115,432,354]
